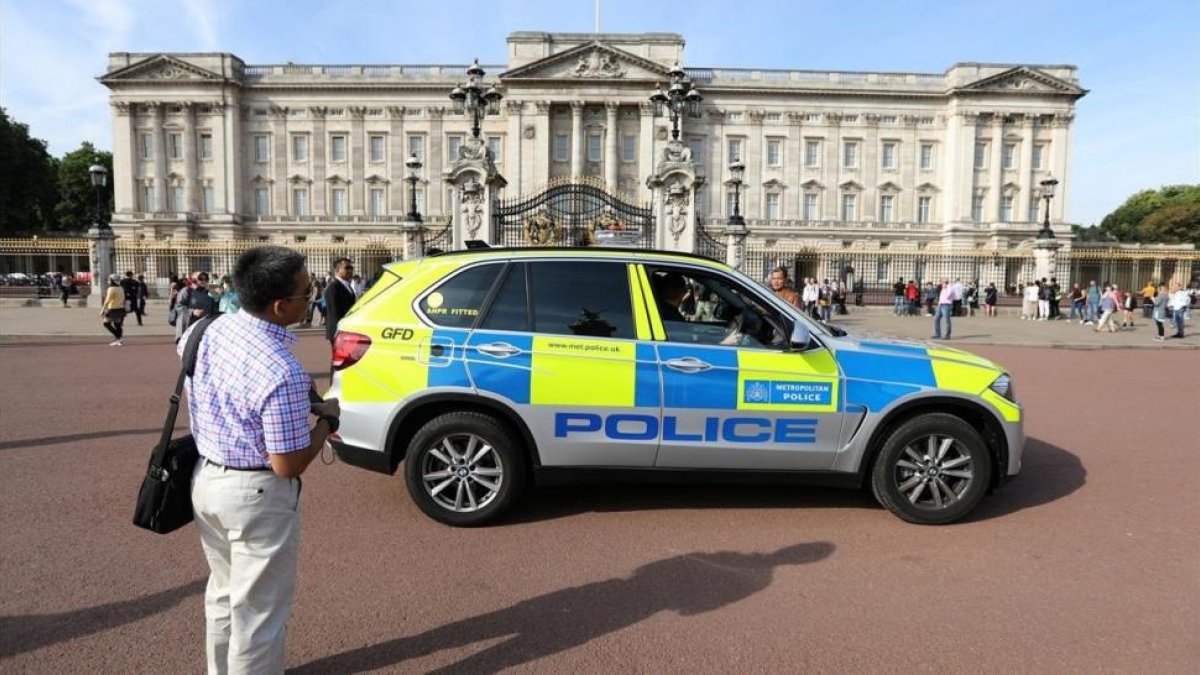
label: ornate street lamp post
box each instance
[724,159,748,269]
[449,59,502,141]
[1037,175,1059,239]
[649,63,702,141]
[405,153,423,223]
[728,159,746,229]
[89,164,109,231]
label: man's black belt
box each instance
[204,457,272,472]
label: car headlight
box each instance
[989,374,1014,401]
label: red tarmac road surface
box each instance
[1,334,1197,673]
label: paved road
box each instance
[0,334,1197,672]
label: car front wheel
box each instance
[870,412,992,524]
[404,411,526,527]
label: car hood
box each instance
[826,331,1004,375]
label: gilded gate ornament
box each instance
[525,212,557,245]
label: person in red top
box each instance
[905,280,919,317]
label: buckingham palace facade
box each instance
[100,31,1086,259]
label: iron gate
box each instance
[493,181,655,249]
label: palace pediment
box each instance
[500,41,671,81]
[100,54,224,84]
[956,67,1085,96]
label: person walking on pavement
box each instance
[983,282,998,317]
[932,279,954,340]
[182,245,340,674]
[892,277,906,316]
[323,257,357,345]
[176,272,219,342]
[1085,279,1100,325]
[120,271,142,326]
[905,279,919,316]
[1095,285,1118,333]
[1068,283,1085,323]
[1168,282,1189,338]
[1151,283,1169,341]
[1119,286,1138,329]
[59,271,75,308]
[100,274,127,346]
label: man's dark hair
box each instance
[771,266,789,279]
[332,257,352,272]
[653,271,688,297]
[234,246,308,312]
[125,270,134,277]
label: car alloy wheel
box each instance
[420,433,505,513]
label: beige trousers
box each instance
[192,460,301,675]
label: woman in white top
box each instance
[1167,282,1190,338]
[1022,282,1039,320]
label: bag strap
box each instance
[150,315,220,470]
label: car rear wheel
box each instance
[870,412,992,525]
[403,412,526,526]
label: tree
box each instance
[0,108,59,233]
[55,142,114,231]
[1098,185,1200,245]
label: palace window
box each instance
[1000,195,1014,222]
[917,196,931,223]
[140,133,153,159]
[200,134,213,160]
[765,192,781,220]
[804,139,820,167]
[881,142,897,169]
[168,185,184,212]
[766,138,783,167]
[369,135,385,163]
[879,194,894,222]
[330,135,347,162]
[331,188,347,216]
[919,143,934,170]
[254,187,269,216]
[292,188,309,216]
[407,135,424,162]
[1032,144,1046,170]
[842,141,858,168]
[292,135,308,162]
[974,142,987,169]
[254,135,269,163]
[553,134,569,162]
[488,137,503,166]
[727,137,743,163]
[201,186,214,214]
[587,133,602,162]
[687,137,704,165]
[622,135,637,163]
[139,183,155,212]
[1002,143,1017,170]
[803,193,819,220]
[971,195,985,222]
[168,133,183,159]
[841,193,857,221]
[369,188,385,216]
[1029,200,1041,223]
[447,135,463,162]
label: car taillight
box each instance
[332,331,371,371]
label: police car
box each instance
[326,247,1023,526]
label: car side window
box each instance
[419,263,502,328]
[479,263,529,332]
[645,265,788,349]
[529,261,635,339]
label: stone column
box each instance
[111,101,136,215]
[152,102,167,212]
[268,106,288,216]
[605,101,619,190]
[988,113,1003,223]
[1019,115,1035,223]
[400,218,425,259]
[505,99,524,195]
[647,140,703,254]
[1051,114,1072,222]
[445,137,506,249]
[534,101,551,189]
[349,106,366,213]
[724,221,748,271]
[183,102,198,215]
[387,106,406,213]
[311,106,327,215]
[570,100,584,178]
[88,227,116,300]
[427,107,445,215]
[638,102,655,202]
[1033,238,1061,280]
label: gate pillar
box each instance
[87,225,117,301]
[646,139,704,253]
[445,137,506,250]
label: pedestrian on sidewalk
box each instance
[951,278,964,317]
[135,274,149,320]
[100,274,127,346]
[1085,280,1100,324]
[1022,281,1038,320]
[1119,287,1138,329]
[932,279,954,340]
[1151,283,1169,341]
[923,281,937,317]
[59,271,75,308]
[892,277,906,316]
[1095,286,1118,333]
[905,279,919,316]
[1168,282,1189,338]
[120,271,143,326]
[1141,280,1157,319]
[1068,283,1085,323]
[966,281,979,317]
[983,282,998,317]
[1037,278,1051,321]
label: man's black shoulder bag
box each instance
[133,315,220,534]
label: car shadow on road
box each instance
[502,437,1083,525]
[0,578,205,658]
[0,427,164,451]
[287,541,833,674]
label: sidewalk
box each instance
[1,301,1195,349]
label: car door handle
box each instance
[476,342,522,358]
[664,357,712,373]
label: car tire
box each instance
[404,411,527,526]
[870,412,993,525]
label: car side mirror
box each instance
[790,322,811,350]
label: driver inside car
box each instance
[651,270,783,348]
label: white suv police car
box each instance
[326,248,1024,526]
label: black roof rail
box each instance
[421,246,728,265]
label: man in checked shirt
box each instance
[181,245,340,674]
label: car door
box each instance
[467,258,661,468]
[638,263,844,470]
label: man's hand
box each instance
[311,398,340,419]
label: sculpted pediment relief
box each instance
[501,41,670,81]
[958,67,1085,96]
[101,55,224,84]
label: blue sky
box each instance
[1,0,1196,225]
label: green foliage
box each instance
[0,108,59,233]
[1099,185,1200,245]
[55,142,114,231]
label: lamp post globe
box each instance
[729,159,746,229]
[88,164,109,231]
[650,63,702,141]
[450,58,502,141]
[1038,176,1059,239]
